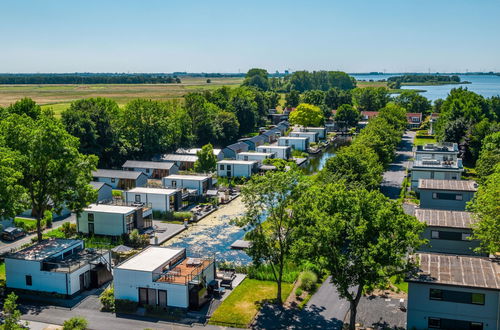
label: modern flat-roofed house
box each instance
[275,121,290,135]
[269,114,288,125]
[175,148,224,161]
[122,160,179,179]
[261,128,281,143]
[90,182,113,203]
[237,152,274,164]
[239,135,268,151]
[406,112,423,129]
[114,246,215,309]
[124,187,182,213]
[289,131,319,143]
[418,179,477,211]
[278,136,309,151]
[5,239,112,297]
[77,203,152,236]
[304,127,327,139]
[162,174,212,195]
[415,209,482,255]
[256,145,292,160]
[217,160,258,178]
[158,154,197,171]
[92,169,148,190]
[222,142,249,159]
[406,252,500,330]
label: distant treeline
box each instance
[388,74,461,84]
[0,73,181,84]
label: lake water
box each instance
[350,74,500,101]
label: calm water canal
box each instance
[164,141,344,264]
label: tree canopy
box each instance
[194,143,217,173]
[243,68,269,91]
[288,103,324,127]
[351,87,390,111]
[334,104,360,129]
[394,90,432,115]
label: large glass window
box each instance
[471,293,485,305]
[430,288,485,305]
[88,213,94,222]
[25,275,32,286]
[430,289,442,300]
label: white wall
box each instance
[162,178,203,194]
[124,192,169,212]
[278,138,308,151]
[78,210,126,236]
[217,163,253,178]
[289,131,318,142]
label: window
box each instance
[111,178,115,183]
[470,322,484,330]
[428,317,441,328]
[146,168,150,174]
[432,192,462,200]
[438,231,462,241]
[462,233,471,241]
[135,194,141,202]
[125,214,134,233]
[171,180,177,188]
[25,275,32,286]
[431,230,439,239]
[227,165,231,170]
[88,213,94,222]
[430,289,443,300]
[471,293,485,305]
[220,165,224,171]
[456,194,463,201]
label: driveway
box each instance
[0,214,76,255]
[380,131,415,199]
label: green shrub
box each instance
[115,299,138,313]
[291,149,308,158]
[43,210,53,228]
[246,263,299,283]
[127,229,149,248]
[63,317,88,330]
[299,271,318,291]
[61,222,77,238]
[112,190,122,197]
[100,287,115,312]
[295,288,303,297]
[172,211,192,221]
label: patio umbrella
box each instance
[111,245,132,253]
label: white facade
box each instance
[237,152,274,163]
[304,127,327,139]
[124,188,180,213]
[278,137,309,151]
[289,131,319,143]
[77,204,137,236]
[217,160,258,178]
[256,146,292,160]
[162,175,212,195]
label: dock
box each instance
[230,240,251,250]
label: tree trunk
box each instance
[276,279,282,305]
[348,286,363,330]
[36,216,43,242]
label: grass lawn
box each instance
[390,276,408,293]
[414,136,437,146]
[0,262,5,281]
[209,278,293,328]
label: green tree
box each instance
[243,68,269,91]
[476,131,500,181]
[334,104,360,129]
[293,184,425,330]
[301,90,326,106]
[289,103,324,127]
[61,98,121,168]
[265,91,281,110]
[230,88,258,135]
[6,97,41,119]
[194,143,217,173]
[184,93,218,145]
[466,119,499,164]
[285,90,300,108]
[0,147,27,220]
[394,90,432,115]
[236,170,302,304]
[351,87,390,111]
[214,111,240,146]
[1,111,97,242]
[2,292,24,330]
[63,317,88,330]
[468,165,500,254]
[324,87,352,109]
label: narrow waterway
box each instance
[164,139,346,264]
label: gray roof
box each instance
[6,239,83,261]
[92,169,145,180]
[408,253,500,290]
[418,179,478,192]
[122,160,177,170]
[89,181,109,190]
[224,142,249,152]
[415,209,477,229]
[160,154,197,163]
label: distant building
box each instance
[114,246,215,309]
[217,160,258,178]
[89,182,113,203]
[162,174,212,195]
[256,145,292,160]
[261,128,281,143]
[418,179,477,211]
[175,148,224,161]
[124,187,182,213]
[5,239,112,297]
[122,160,179,179]
[303,127,327,139]
[406,252,500,330]
[92,169,148,190]
[237,151,274,164]
[222,142,249,159]
[415,209,482,255]
[239,135,268,151]
[157,154,197,171]
[278,136,309,151]
[289,131,319,143]
[406,112,423,129]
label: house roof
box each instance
[6,239,83,261]
[122,160,177,170]
[237,152,273,157]
[256,145,290,150]
[415,209,477,229]
[407,253,500,290]
[164,174,211,181]
[279,136,308,141]
[175,148,222,155]
[84,203,137,214]
[262,130,278,137]
[224,142,249,151]
[418,179,478,192]
[89,181,110,191]
[116,246,185,272]
[218,160,258,165]
[126,187,179,195]
[92,169,145,180]
[160,154,198,163]
[406,113,423,119]
[290,131,318,136]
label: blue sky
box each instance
[1,0,499,73]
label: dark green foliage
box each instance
[388,74,461,84]
[289,71,355,92]
[100,287,115,312]
[285,90,300,108]
[0,73,179,84]
[324,87,352,109]
[115,299,138,313]
[334,104,360,129]
[243,68,269,91]
[352,87,390,111]
[394,90,432,114]
[301,90,326,106]
[6,97,41,119]
[2,292,23,330]
[299,271,318,291]
[194,143,217,172]
[475,131,500,181]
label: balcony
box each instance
[153,257,214,285]
[42,248,110,273]
[411,158,463,170]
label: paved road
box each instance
[0,214,76,255]
[380,131,416,199]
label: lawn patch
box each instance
[390,275,408,293]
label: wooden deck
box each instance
[156,258,212,285]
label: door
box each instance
[158,290,167,307]
[79,273,85,291]
[88,223,94,235]
[139,288,148,305]
[147,288,157,305]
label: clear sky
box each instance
[1,0,499,73]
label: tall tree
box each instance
[214,111,240,146]
[293,184,425,330]
[394,90,432,114]
[265,91,281,109]
[61,98,121,168]
[0,147,27,220]
[285,90,300,108]
[334,104,360,129]
[289,103,324,127]
[475,131,500,181]
[301,90,326,106]
[324,87,352,109]
[243,68,269,91]
[351,87,390,111]
[236,170,302,304]
[194,143,217,173]
[230,88,258,135]
[6,97,41,119]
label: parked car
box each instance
[1,227,26,241]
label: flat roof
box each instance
[122,160,177,170]
[256,145,290,150]
[116,246,185,272]
[164,174,210,181]
[418,179,478,191]
[126,187,178,195]
[175,148,222,155]
[84,203,137,214]
[408,253,500,290]
[279,136,308,140]
[415,209,477,229]
[160,154,198,163]
[7,239,82,261]
[92,169,144,180]
[290,131,318,135]
[224,142,249,151]
[237,152,273,157]
[218,160,258,165]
